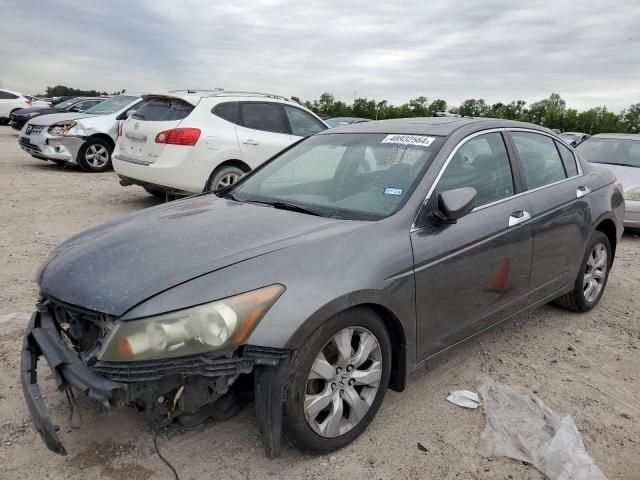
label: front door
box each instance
[411,131,533,359]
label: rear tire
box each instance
[77,138,113,172]
[554,231,611,312]
[282,307,391,453]
[205,165,246,192]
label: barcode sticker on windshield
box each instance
[381,134,435,147]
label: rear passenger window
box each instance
[435,132,514,207]
[0,91,18,99]
[284,106,325,137]
[511,132,567,189]
[555,141,579,177]
[212,102,239,124]
[240,102,287,134]
[133,98,194,121]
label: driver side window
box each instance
[434,132,514,208]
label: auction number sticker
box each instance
[381,134,435,147]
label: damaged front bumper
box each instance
[21,310,290,457]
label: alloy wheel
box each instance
[216,173,240,190]
[304,326,382,438]
[583,242,607,303]
[84,144,110,168]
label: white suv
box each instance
[113,90,328,196]
[0,89,31,123]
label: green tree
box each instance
[623,103,640,133]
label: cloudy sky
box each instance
[2,0,639,110]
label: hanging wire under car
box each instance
[153,426,180,480]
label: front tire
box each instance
[554,231,611,312]
[283,307,391,453]
[77,138,113,172]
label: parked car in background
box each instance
[325,117,371,128]
[18,95,142,172]
[48,96,75,106]
[560,131,590,147]
[23,118,623,457]
[576,133,640,232]
[24,95,51,108]
[114,90,328,197]
[0,89,32,124]
[10,97,107,131]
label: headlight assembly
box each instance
[47,121,77,136]
[98,284,284,362]
[623,187,640,201]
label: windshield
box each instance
[576,137,640,168]
[228,133,443,220]
[84,96,138,115]
[54,98,83,109]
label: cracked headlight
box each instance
[623,187,640,201]
[47,121,76,136]
[98,284,284,362]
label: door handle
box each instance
[243,139,259,145]
[508,210,531,227]
[576,186,590,198]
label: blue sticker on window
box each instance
[384,187,403,196]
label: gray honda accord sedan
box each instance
[22,117,624,457]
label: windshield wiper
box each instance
[248,199,323,217]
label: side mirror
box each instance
[434,187,477,223]
[126,110,136,118]
[68,106,80,112]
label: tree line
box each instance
[293,92,640,134]
[37,85,126,98]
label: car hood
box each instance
[13,107,62,117]
[39,195,357,316]
[592,163,640,189]
[29,111,94,126]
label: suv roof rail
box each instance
[166,88,224,94]
[207,90,291,101]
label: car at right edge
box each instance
[22,117,624,457]
[575,133,640,233]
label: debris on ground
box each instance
[477,376,606,480]
[446,390,482,409]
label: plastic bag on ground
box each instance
[477,376,606,480]
[447,389,482,409]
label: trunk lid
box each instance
[118,95,198,164]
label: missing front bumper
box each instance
[21,310,290,457]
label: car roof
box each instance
[142,90,298,107]
[318,116,553,136]
[589,133,640,140]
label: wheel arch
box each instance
[85,133,115,150]
[284,295,410,393]
[593,215,618,263]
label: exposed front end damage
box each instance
[21,296,290,457]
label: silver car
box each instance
[19,96,142,172]
[575,133,640,231]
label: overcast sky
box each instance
[1,0,639,110]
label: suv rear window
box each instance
[134,98,194,121]
[0,91,18,99]
[212,102,239,124]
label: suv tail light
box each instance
[25,99,32,106]
[155,128,201,146]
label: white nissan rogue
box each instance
[113,90,328,197]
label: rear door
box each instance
[236,102,294,168]
[117,96,195,165]
[0,91,19,117]
[507,129,595,303]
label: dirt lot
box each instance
[0,125,639,479]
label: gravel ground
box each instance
[0,125,639,479]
